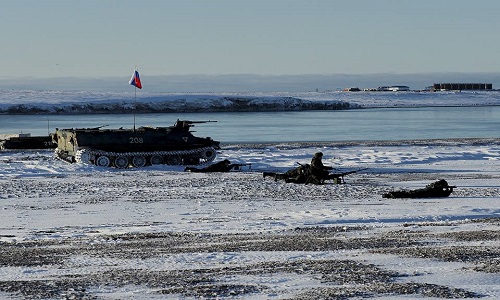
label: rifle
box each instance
[90,125,109,130]
[327,168,368,183]
[295,161,333,170]
[295,162,311,168]
[230,163,252,171]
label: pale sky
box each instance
[1,0,499,79]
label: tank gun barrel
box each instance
[176,119,217,124]
[175,119,217,128]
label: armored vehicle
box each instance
[52,119,220,168]
[1,133,56,150]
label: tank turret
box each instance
[53,119,220,168]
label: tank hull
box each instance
[53,120,220,168]
[1,136,56,150]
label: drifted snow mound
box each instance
[0,91,355,114]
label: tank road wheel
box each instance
[166,155,182,165]
[114,155,129,169]
[183,156,200,165]
[76,149,91,164]
[150,155,164,165]
[132,155,147,168]
[96,155,111,167]
[201,148,216,161]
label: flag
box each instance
[129,70,142,89]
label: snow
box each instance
[1,89,500,114]
[1,89,500,298]
[0,141,499,299]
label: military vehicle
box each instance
[52,119,220,168]
[1,133,56,150]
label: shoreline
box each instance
[3,102,500,115]
[2,89,500,115]
[222,137,500,149]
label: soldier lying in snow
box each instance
[185,159,250,172]
[383,179,456,198]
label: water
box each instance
[1,106,499,144]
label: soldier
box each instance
[185,159,234,172]
[310,152,332,174]
[284,164,312,184]
[307,152,334,184]
[263,164,309,183]
[264,165,302,182]
[383,179,456,198]
[263,152,335,185]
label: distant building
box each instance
[377,86,410,91]
[388,86,410,91]
[433,83,493,91]
[343,87,361,92]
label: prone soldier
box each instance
[383,179,456,198]
[185,159,250,172]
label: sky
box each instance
[1,0,500,86]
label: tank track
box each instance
[71,147,217,168]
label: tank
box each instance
[1,133,56,150]
[52,119,220,168]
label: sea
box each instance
[1,106,499,144]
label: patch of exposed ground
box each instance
[1,219,497,299]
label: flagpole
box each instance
[129,67,141,132]
[133,66,137,132]
[134,85,136,131]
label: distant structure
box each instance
[377,86,410,91]
[343,87,361,92]
[433,83,492,91]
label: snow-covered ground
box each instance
[0,140,499,299]
[1,90,500,114]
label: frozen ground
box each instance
[0,139,499,299]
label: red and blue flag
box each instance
[129,70,142,89]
